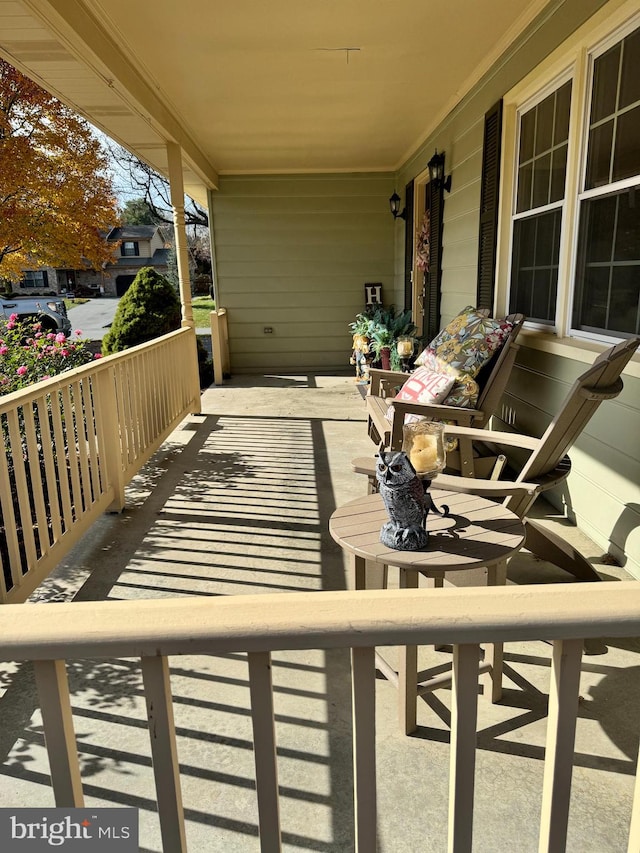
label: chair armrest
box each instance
[432,472,539,498]
[442,424,541,451]
[368,368,409,396]
[390,400,483,425]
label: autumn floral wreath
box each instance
[416,210,430,272]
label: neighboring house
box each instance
[12,225,170,297]
[94,225,170,296]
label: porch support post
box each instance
[206,187,219,303]
[166,141,194,328]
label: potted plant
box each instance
[348,305,419,372]
[368,306,418,370]
[370,325,395,369]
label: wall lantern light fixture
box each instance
[427,149,452,193]
[389,191,407,220]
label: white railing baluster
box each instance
[248,650,281,852]
[538,638,583,853]
[23,401,52,556]
[141,655,187,853]
[114,363,133,470]
[72,380,92,510]
[33,659,84,807]
[149,349,161,441]
[81,377,102,499]
[448,643,480,853]
[351,646,377,853]
[398,568,419,734]
[36,395,63,543]
[128,358,143,461]
[60,385,83,517]
[629,741,640,853]
[50,390,74,528]
[0,422,23,590]
[7,408,37,567]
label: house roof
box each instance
[0,0,564,206]
[106,226,159,242]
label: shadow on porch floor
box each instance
[0,373,637,852]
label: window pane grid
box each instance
[516,82,571,214]
[573,187,640,336]
[586,28,640,189]
[509,209,561,324]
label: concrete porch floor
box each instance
[0,373,638,852]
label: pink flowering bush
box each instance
[0,314,97,396]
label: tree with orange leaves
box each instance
[0,58,118,283]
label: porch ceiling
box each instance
[1,0,552,205]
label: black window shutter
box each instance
[42,270,49,287]
[476,99,503,311]
[403,180,415,311]
[134,242,140,257]
[425,179,443,340]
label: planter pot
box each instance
[380,347,391,370]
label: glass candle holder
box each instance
[402,420,446,477]
[396,336,414,358]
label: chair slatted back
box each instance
[507,337,639,516]
[475,313,525,419]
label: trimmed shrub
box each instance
[102,267,181,354]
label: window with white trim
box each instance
[510,80,571,325]
[507,18,640,341]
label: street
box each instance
[66,297,120,341]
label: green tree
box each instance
[102,267,180,354]
[119,198,162,226]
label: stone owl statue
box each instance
[376,450,447,550]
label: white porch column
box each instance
[206,186,219,303]
[166,141,194,327]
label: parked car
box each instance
[0,296,72,335]
[71,283,102,298]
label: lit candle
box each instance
[409,433,439,473]
[397,339,413,357]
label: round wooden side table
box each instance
[329,490,525,733]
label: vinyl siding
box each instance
[211,173,395,372]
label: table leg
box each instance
[398,568,419,735]
[484,561,507,703]
[351,556,387,590]
[352,555,367,591]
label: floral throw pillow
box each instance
[415,306,484,368]
[443,375,480,409]
[415,306,513,384]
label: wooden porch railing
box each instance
[0,582,638,852]
[0,327,201,604]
